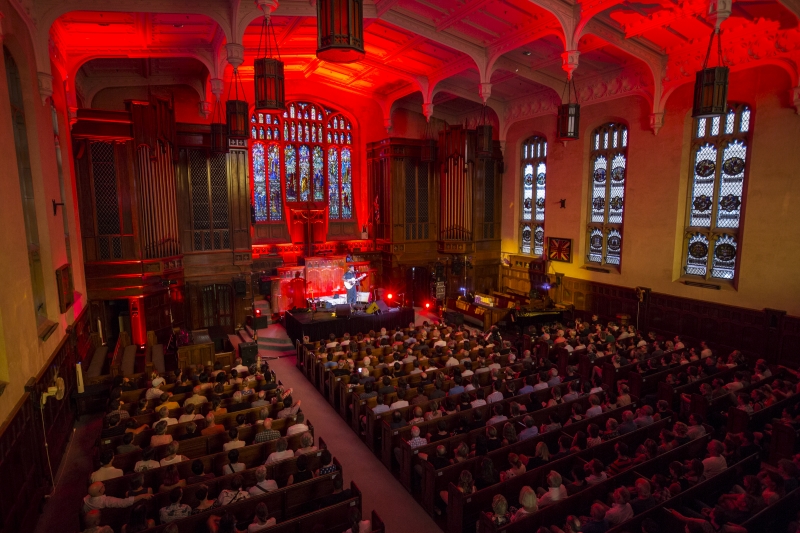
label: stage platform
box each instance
[284,307,416,343]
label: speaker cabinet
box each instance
[335,304,352,318]
[238,341,258,366]
[234,280,247,296]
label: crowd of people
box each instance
[80,356,369,533]
[305,314,800,533]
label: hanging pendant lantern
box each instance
[316,0,365,63]
[421,118,437,163]
[557,75,580,140]
[226,68,249,140]
[254,15,286,110]
[692,28,728,118]
[210,96,228,153]
[476,105,493,158]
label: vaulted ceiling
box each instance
[38,0,800,133]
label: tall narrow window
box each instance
[520,136,546,254]
[249,102,356,225]
[587,123,628,268]
[683,104,751,283]
[6,47,48,322]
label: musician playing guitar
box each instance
[342,265,367,305]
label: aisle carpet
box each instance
[258,321,441,533]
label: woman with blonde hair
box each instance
[524,441,551,470]
[511,486,538,522]
[490,494,510,525]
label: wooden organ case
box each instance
[368,127,503,300]
[71,98,185,346]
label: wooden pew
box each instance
[475,427,714,533]
[397,390,601,491]
[446,418,691,533]
[109,420,314,474]
[378,378,532,469]
[615,454,761,533]
[422,403,637,517]
[769,419,798,464]
[101,469,352,533]
[726,388,800,433]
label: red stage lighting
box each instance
[425,302,431,309]
[255,309,262,317]
[387,293,393,300]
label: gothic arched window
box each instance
[587,122,628,269]
[250,101,354,223]
[520,136,547,255]
[683,104,751,283]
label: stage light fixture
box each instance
[387,293,393,300]
[425,302,431,309]
[255,309,262,317]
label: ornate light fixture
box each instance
[316,0,365,63]
[210,94,228,153]
[476,104,493,157]
[692,28,728,118]
[557,75,580,140]
[421,117,437,163]
[226,68,249,140]
[254,9,285,111]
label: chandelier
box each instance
[226,67,249,140]
[316,0,365,63]
[254,9,285,111]
[692,28,728,118]
[557,75,580,140]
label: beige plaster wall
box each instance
[500,65,800,316]
[0,1,86,424]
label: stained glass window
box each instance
[328,148,339,219]
[520,136,547,255]
[252,143,267,221]
[587,123,628,268]
[341,148,353,220]
[249,102,356,225]
[683,104,752,284]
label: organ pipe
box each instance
[137,143,180,259]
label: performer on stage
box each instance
[289,271,307,309]
[342,265,366,306]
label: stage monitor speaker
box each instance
[234,279,247,296]
[238,341,258,366]
[365,302,385,315]
[444,310,464,326]
[335,304,351,318]
[253,315,269,329]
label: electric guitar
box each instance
[343,273,367,290]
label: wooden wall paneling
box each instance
[228,149,252,254]
[144,291,173,342]
[0,392,40,533]
[73,139,97,263]
[0,307,89,533]
[781,316,800,366]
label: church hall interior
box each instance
[1,0,800,533]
